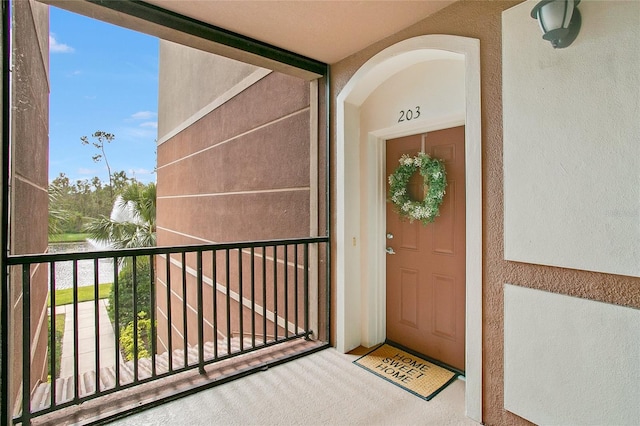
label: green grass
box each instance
[48,233,91,243]
[48,313,65,381]
[49,283,112,306]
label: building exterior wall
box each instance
[501,2,640,423]
[10,0,50,410]
[330,1,640,425]
[157,41,259,140]
[503,1,640,278]
[156,44,315,350]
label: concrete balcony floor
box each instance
[111,347,475,425]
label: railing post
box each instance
[273,245,278,342]
[132,256,139,382]
[212,250,218,360]
[49,262,57,409]
[22,265,31,424]
[181,252,187,367]
[113,256,120,388]
[197,251,204,374]
[93,259,100,393]
[72,260,79,402]
[165,254,173,372]
[149,254,157,377]
[250,247,255,348]
[238,248,243,352]
[304,243,310,340]
[284,244,288,339]
[261,247,267,345]
[294,244,299,336]
[225,249,231,355]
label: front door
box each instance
[385,126,465,371]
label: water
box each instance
[48,241,116,289]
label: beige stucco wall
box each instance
[501,3,640,423]
[10,0,50,410]
[329,1,640,424]
[504,284,640,425]
[503,0,640,277]
[157,40,260,139]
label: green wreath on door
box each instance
[388,152,447,225]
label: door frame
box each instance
[336,35,482,422]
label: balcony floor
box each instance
[110,347,476,425]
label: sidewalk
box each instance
[59,299,117,378]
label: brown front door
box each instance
[385,126,465,371]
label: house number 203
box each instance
[398,106,421,123]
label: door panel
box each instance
[385,127,465,371]
[399,268,419,327]
[433,181,456,255]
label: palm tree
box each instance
[85,182,156,249]
[88,182,157,359]
[48,182,69,236]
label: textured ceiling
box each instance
[143,1,456,63]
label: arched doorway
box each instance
[335,35,482,422]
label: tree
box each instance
[94,184,156,360]
[81,131,115,202]
[48,171,131,235]
[112,170,132,194]
[48,180,70,235]
[84,181,156,249]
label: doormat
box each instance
[353,343,458,401]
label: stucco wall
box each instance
[330,0,640,424]
[157,40,260,139]
[501,2,640,423]
[503,0,640,277]
[10,0,50,410]
[360,59,465,134]
[156,43,317,350]
[504,284,640,425]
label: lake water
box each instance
[48,241,116,289]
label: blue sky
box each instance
[49,7,158,184]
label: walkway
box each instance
[59,300,117,378]
[110,348,475,425]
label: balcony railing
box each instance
[6,236,328,425]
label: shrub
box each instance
[120,311,153,362]
[107,256,152,330]
[107,257,156,361]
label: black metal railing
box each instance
[7,236,328,425]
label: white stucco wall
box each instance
[503,1,640,277]
[504,284,640,425]
[360,59,465,136]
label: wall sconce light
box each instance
[531,0,581,48]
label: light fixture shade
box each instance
[531,0,581,48]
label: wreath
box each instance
[388,152,447,225]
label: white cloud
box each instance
[140,121,158,129]
[129,168,154,175]
[131,111,157,120]
[121,126,157,140]
[77,167,98,175]
[50,34,74,53]
[128,168,156,183]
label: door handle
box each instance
[386,247,396,255]
[386,233,394,239]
